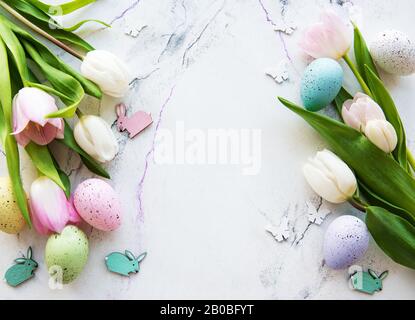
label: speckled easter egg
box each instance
[370,30,415,76]
[323,215,369,269]
[73,179,122,231]
[45,225,89,284]
[300,58,344,111]
[0,177,25,234]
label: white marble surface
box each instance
[1,0,415,299]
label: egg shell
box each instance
[0,177,25,234]
[323,215,369,269]
[45,225,89,284]
[370,30,415,76]
[74,179,122,231]
[300,58,344,112]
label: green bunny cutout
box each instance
[5,247,38,287]
[350,269,388,294]
[105,250,147,277]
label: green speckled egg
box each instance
[0,177,25,234]
[45,225,89,284]
[300,58,344,111]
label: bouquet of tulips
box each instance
[0,0,129,282]
[279,10,415,270]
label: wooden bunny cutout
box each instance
[5,247,38,287]
[116,103,153,138]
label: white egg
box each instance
[370,30,415,76]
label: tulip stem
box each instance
[349,197,367,212]
[343,55,372,97]
[76,109,84,118]
[407,150,415,173]
[0,1,85,61]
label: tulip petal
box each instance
[315,149,357,198]
[16,88,59,126]
[300,9,351,59]
[30,176,70,234]
[74,116,119,163]
[68,195,82,224]
[14,131,31,147]
[303,163,346,203]
[24,123,59,146]
[30,199,51,235]
[12,95,30,135]
[81,50,130,98]
[365,120,398,153]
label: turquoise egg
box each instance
[300,58,344,111]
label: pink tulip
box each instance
[342,93,386,132]
[299,10,352,60]
[29,176,81,235]
[12,88,64,147]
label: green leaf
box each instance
[0,36,31,226]
[60,122,110,179]
[64,19,110,32]
[25,142,66,191]
[366,206,415,270]
[22,39,85,118]
[25,0,97,15]
[359,182,415,226]
[364,65,408,170]
[5,17,101,98]
[0,17,30,84]
[334,87,353,117]
[278,97,415,223]
[3,0,95,51]
[353,25,379,83]
[49,147,71,198]
[5,136,31,226]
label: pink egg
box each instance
[73,179,122,231]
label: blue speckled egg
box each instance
[300,58,344,111]
[323,215,369,270]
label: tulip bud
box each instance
[12,88,64,146]
[81,50,130,98]
[342,93,385,132]
[74,115,119,163]
[303,149,357,203]
[299,10,352,60]
[29,176,81,235]
[365,119,398,153]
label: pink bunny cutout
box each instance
[116,103,153,138]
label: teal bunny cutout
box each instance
[105,250,147,277]
[350,269,388,294]
[5,247,38,287]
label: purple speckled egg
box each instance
[323,215,369,269]
[74,179,122,231]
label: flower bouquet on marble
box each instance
[0,0,127,284]
[279,9,415,270]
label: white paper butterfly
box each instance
[306,201,331,225]
[265,216,290,242]
[124,25,147,38]
[274,23,297,35]
[266,61,289,84]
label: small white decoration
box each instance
[274,23,297,35]
[266,61,289,84]
[265,216,290,242]
[306,201,331,225]
[124,25,147,38]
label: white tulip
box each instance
[74,115,119,163]
[303,149,357,204]
[364,119,398,153]
[81,50,130,98]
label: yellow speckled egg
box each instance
[0,177,25,234]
